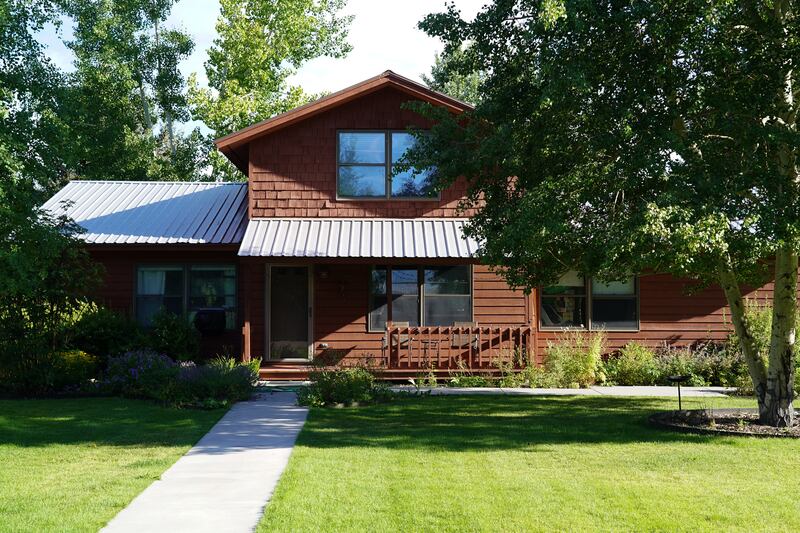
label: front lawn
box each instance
[0,397,225,532]
[259,395,800,532]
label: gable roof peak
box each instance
[214,70,472,175]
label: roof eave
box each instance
[214,71,473,153]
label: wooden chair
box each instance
[451,321,478,349]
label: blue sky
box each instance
[40,0,485,96]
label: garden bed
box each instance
[649,408,800,438]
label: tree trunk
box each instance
[138,75,153,132]
[718,265,768,412]
[763,248,797,427]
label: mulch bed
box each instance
[649,408,800,438]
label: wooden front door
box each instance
[266,265,312,360]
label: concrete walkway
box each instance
[390,385,734,397]
[102,391,307,533]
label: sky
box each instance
[41,0,486,96]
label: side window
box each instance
[136,267,184,326]
[539,272,587,328]
[591,277,638,330]
[136,265,237,329]
[188,266,237,329]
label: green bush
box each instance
[106,350,178,402]
[449,374,492,387]
[604,342,660,386]
[146,309,200,362]
[543,330,606,388]
[49,350,100,390]
[68,305,143,365]
[171,357,260,408]
[298,367,387,407]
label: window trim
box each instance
[538,275,640,332]
[336,130,441,201]
[367,265,473,332]
[134,263,238,331]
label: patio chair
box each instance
[451,321,479,350]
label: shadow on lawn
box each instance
[0,397,223,448]
[300,395,738,451]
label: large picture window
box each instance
[368,265,471,331]
[136,265,237,329]
[337,131,436,199]
[539,272,638,330]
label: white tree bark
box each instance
[718,265,768,412]
[764,248,797,427]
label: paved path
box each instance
[390,385,733,397]
[102,391,307,533]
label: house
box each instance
[43,71,772,380]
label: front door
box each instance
[267,265,311,360]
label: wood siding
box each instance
[535,273,774,358]
[88,248,243,358]
[248,87,475,219]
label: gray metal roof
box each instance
[42,180,248,245]
[238,218,480,258]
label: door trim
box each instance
[265,264,314,361]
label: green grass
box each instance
[0,397,225,532]
[259,395,800,532]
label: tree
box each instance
[0,140,101,392]
[0,0,71,193]
[189,0,352,180]
[416,1,799,426]
[61,0,200,183]
[421,47,485,105]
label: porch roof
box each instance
[238,218,480,258]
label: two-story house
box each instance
[43,71,771,380]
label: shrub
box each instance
[171,357,260,407]
[49,350,100,390]
[447,359,492,387]
[604,342,659,386]
[543,330,606,387]
[68,305,143,365]
[298,366,386,407]
[146,309,200,362]
[106,350,178,401]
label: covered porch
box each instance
[235,218,535,379]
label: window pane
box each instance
[391,132,415,163]
[189,266,236,329]
[391,268,419,326]
[390,132,435,198]
[338,166,386,197]
[338,132,385,164]
[425,296,471,326]
[540,296,586,328]
[136,267,183,326]
[591,298,637,329]
[424,267,470,295]
[541,271,586,296]
[391,168,436,198]
[592,277,635,295]
[369,267,388,331]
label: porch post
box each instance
[241,262,252,362]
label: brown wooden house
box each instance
[43,71,775,380]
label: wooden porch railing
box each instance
[383,324,535,370]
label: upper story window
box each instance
[337,131,436,200]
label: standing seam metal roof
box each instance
[41,180,248,245]
[238,218,480,258]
